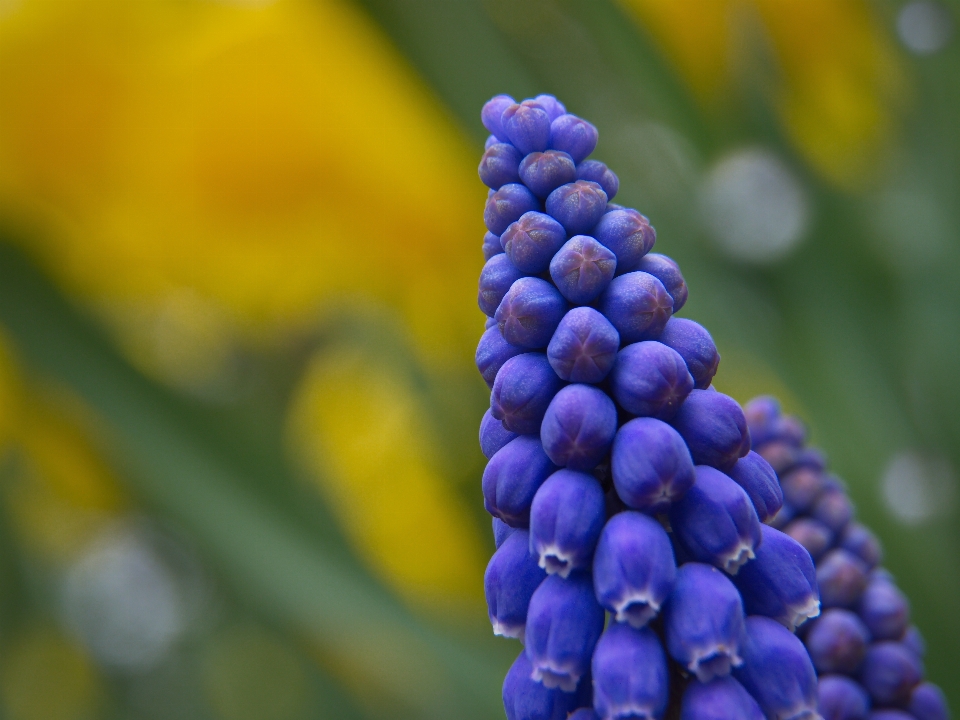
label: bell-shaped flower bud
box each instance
[529,470,605,577]
[483,436,558,527]
[545,180,608,236]
[546,307,619,383]
[479,253,525,317]
[859,641,923,707]
[540,384,617,470]
[909,683,950,720]
[484,529,547,639]
[839,523,882,570]
[756,440,800,475]
[520,150,578,199]
[656,318,718,389]
[593,209,656,273]
[743,395,781,446]
[671,390,751,472]
[804,609,870,675]
[485,182,541,235]
[532,94,567,121]
[902,625,926,659]
[502,651,587,720]
[599,271,673,345]
[480,142,524,189]
[817,675,870,720]
[502,101,552,155]
[480,407,519,459]
[591,624,669,720]
[493,517,516,549]
[548,114,598,164]
[482,94,515,141]
[817,549,869,609]
[680,676,764,720]
[477,325,524,388]
[779,466,825,512]
[483,230,504,260]
[549,237,617,305]
[611,418,695,513]
[497,278,568,349]
[491,353,562,435]
[858,576,909,641]
[727,451,783,523]
[576,160,618,200]
[501,211,568,274]
[811,484,854,534]
[592,511,676,627]
[784,518,834,561]
[635,253,686,311]
[609,341,694,421]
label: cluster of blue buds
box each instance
[475,94,950,720]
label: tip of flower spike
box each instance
[492,618,525,641]
[785,596,821,632]
[613,591,661,629]
[530,662,581,693]
[722,541,757,575]
[537,543,575,578]
[689,647,744,683]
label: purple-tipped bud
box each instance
[839,523,882,570]
[733,525,820,631]
[497,278,568,349]
[548,114,598,164]
[576,160,619,200]
[519,150,578,199]
[593,209,656,273]
[665,563,745,681]
[598,271,673,344]
[610,340,694,420]
[811,485,854,534]
[501,212,568,274]
[734,616,820,720]
[530,470,605,577]
[591,624,669,720]
[902,626,926,658]
[818,549,869,609]
[549,236,617,305]
[757,440,801,475]
[491,352,562,435]
[592,512,676,627]
[657,318,719,390]
[780,467,826,512]
[671,390,751,472]
[502,651,586,720]
[479,254,525,317]
[533,94,567,122]
[545,180,608,235]
[483,230,504,260]
[784,518,834,561]
[680,677,765,720]
[485,134,499,150]
[525,573,605,692]
[818,675,870,720]
[635,253,687,312]
[482,94,515,141]
[805,609,870,675]
[481,407,519,459]
[483,435,558,527]
[502,101,552,155]
[541,384,617,470]
[480,143,524,189]
[611,417,696,513]
[669,465,762,574]
[485,529,547,639]
[546,307,619,383]
[744,396,781,445]
[859,641,923,706]
[858,577,909,641]
[494,517,516,549]
[727,451,784,523]
[909,683,950,720]
[476,325,524,388]
[485,183,541,235]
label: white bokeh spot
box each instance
[897,1,953,55]
[881,451,956,525]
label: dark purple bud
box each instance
[593,209,656,273]
[485,183,541,235]
[496,278,568,349]
[502,101,552,155]
[598,271,673,344]
[502,651,586,720]
[482,94,515,141]
[671,390,751,472]
[494,517,516,549]
[733,616,820,720]
[519,150,578,199]
[548,114,598,164]
[818,675,870,720]
[525,573,605,692]
[859,641,923,706]
[592,511,676,627]
[656,318,719,389]
[868,712,916,720]
[611,417,695,513]
[680,676,765,720]
[804,609,870,675]
[530,470,605,577]
[485,529,547,639]
[591,624,669,720]
[727,451,783,523]
[480,407,519,459]
[483,230,504,260]
[784,517,834,561]
[767,501,798,530]
[839,523,883,570]
[779,467,826,512]
[476,325,524,387]
[665,563,745,681]
[568,709,600,720]
[491,352,562,435]
[756,440,800,475]
[480,143,524,189]
[540,384,617,470]
[545,180,608,236]
[483,435,558,527]
[909,683,950,720]
[817,549,869,609]
[733,525,820,631]
[902,626,926,658]
[549,236,617,305]
[485,134,498,150]
[533,94,567,122]
[772,414,807,446]
[811,485,854,534]
[546,307,619,383]
[669,465,762,574]
[609,340,694,420]
[635,253,687,312]
[744,395,781,447]
[576,160,619,200]
[858,577,910,641]
[479,253,524,317]
[501,212,568,274]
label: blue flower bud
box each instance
[481,407,519,459]
[804,609,870,675]
[485,134,499,150]
[670,390,751,472]
[868,712,915,720]
[519,150,578,199]
[817,549,869,609]
[576,160,619,200]
[593,209,656,273]
[484,231,505,261]
[483,435,558,527]
[727,451,784,523]
[476,325,524,388]
[859,641,923,706]
[811,485,854,534]
[502,101,553,155]
[497,278,568,349]
[533,94,567,122]
[733,616,820,720]
[609,340,694,420]
[501,212,568,274]
[743,395,781,447]
[494,516,517,549]
[680,677,764,720]
[635,253,687,311]
[530,469,605,577]
[839,523,882,570]
[545,180,608,236]
[480,142,524,189]
[525,573,605,692]
[540,384,617,470]
[665,563,745,681]
[592,511,676,627]
[902,626,925,658]
[485,183,541,235]
[779,466,826,512]
[485,529,547,639]
[768,501,798,530]
[909,683,950,720]
[549,236,617,305]
[482,94,515,141]
[502,651,586,720]
[491,353,562,435]
[548,114,598,164]
[669,465,762,574]
[546,307,619,382]
[598,271,673,344]
[611,417,695,513]
[568,709,600,720]
[479,253,525,317]
[591,624,669,720]
[657,318,719,389]
[733,525,820,631]
[818,675,870,720]
[857,576,909,641]
[784,518,834,562]
[757,440,801,475]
